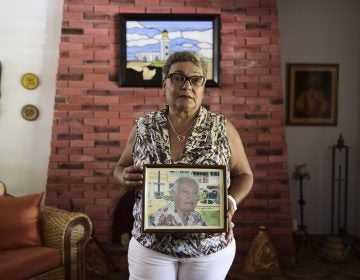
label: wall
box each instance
[278,0,360,236]
[0,0,64,195]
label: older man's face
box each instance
[173,182,199,214]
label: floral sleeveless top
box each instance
[132,106,232,258]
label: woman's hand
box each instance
[122,165,144,191]
[113,126,144,191]
[226,198,236,240]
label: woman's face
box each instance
[162,61,205,113]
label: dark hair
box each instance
[162,51,208,79]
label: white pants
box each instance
[128,237,236,280]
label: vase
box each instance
[322,236,350,263]
[243,225,281,276]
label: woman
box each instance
[114,51,253,280]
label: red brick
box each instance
[84,133,108,141]
[68,4,94,13]
[145,7,171,13]
[159,0,184,6]
[59,42,84,50]
[94,96,119,104]
[237,0,260,8]
[118,7,146,13]
[63,11,84,20]
[84,176,109,183]
[50,155,69,162]
[71,140,95,147]
[84,28,109,36]
[84,118,108,125]
[171,7,196,13]
[70,126,95,133]
[94,5,120,13]
[95,111,119,118]
[70,170,94,177]
[69,111,94,118]
[84,205,108,214]
[84,0,109,4]
[69,66,95,74]
[84,191,109,199]
[57,88,83,96]
[48,169,70,176]
[70,155,95,162]
[85,162,109,169]
[52,125,70,134]
[134,0,160,5]
[52,140,70,148]
[196,7,220,14]
[84,73,109,81]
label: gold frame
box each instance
[286,63,338,126]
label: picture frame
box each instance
[119,13,220,87]
[286,63,339,126]
[142,164,227,233]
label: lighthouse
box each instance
[160,29,171,61]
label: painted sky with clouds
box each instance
[126,20,213,61]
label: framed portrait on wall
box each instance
[118,13,220,87]
[286,63,339,126]
[142,164,227,233]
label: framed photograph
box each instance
[142,164,227,233]
[286,63,339,126]
[119,13,220,87]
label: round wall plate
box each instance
[21,72,40,90]
[21,104,40,121]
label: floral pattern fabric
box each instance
[149,202,206,226]
[132,106,232,258]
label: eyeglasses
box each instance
[166,73,206,87]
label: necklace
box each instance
[168,117,196,143]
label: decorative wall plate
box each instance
[21,104,39,121]
[21,72,39,90]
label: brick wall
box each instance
[47,0,295,266]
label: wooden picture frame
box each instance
[286,63,339,126]
[142,164,227,233]
[119,13,220,87]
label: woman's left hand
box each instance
[226,198,236,240]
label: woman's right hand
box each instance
[122,165,144,191]
[113,126,143,191]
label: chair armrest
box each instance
[40,206,92,280]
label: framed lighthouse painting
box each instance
[118,14,220,87]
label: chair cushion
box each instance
[0,192,44,250]
[0,246,61,279]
